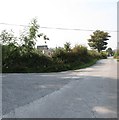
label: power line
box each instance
[41,26,118,32]
[41,26,95,31]
[0,23,28,27]
[0,22,118,32]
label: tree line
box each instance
[0,18,115,73]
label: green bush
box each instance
[114,49,119,59]
[72,45,88,55]
[88,50,100,59]
[2,46,53,73]
[2,43,105,73]
[88,50,107,59]
[100,51,107,59]
[50,45,100,72]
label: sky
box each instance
[0,0,118,49]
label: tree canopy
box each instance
[88,30,111,53]
[106,47,113,56]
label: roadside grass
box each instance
[2,59,98,73]
[43,58,98,72]
[73,59,98,69]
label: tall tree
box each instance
[20,18,39,52]
[88,30,111,53]
[106,47,113,56]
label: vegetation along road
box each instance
[3,57,117,118]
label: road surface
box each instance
[2,58,117,118]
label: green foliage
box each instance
[88,50,100,59]
[1,18,49,72]
[51,44,104,72]
[72,45,88,55]
[29,18,39,40]
[106,47,114,56]
[88,30,111,53]
[64,42,71,52]
[2,49,53,73]
[114,49,119,59]
[0,30,17,45]
[2,41,106,73]
[88,50,107,59]
[1,19,108,73]
[100,51,107,59]
[20,19,40,53]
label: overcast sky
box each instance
[0,0,118,49]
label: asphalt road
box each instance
[2,57,117,118]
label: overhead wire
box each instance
[0,22,118,32]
